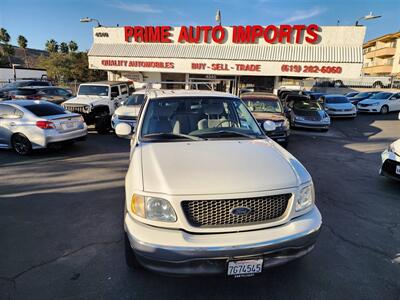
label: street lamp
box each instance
[80,17,102,27]
[355,12,381,26]
[215,9,221,26]
[12,64,20,81]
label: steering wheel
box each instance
[215,119,239,128]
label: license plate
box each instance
[396,165,400,175]
[227,259,263,277]
[62,121,76,129]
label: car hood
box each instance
[114,105,140,117]
[140,139,304,195]
[391,139,400,153]
[359,98,387,104]
[326,102,353,109]
[252,112,285,122]
[63,95,107,105]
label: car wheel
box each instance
[380,105,389,115]
[373,81,383,88]
[124,233,142,269]
[11,133,32,156]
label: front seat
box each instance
[198,103,227,130]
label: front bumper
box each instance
[326,110,356,117]
[111,115,137,129]
[357,106,380,113]
[31,127,88,149]
[293,119,330,130]
[125,206,322,275]
[265,128,289,143]
[380,149,400,180]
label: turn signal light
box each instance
[36,120,55,129]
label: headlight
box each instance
[131,194,177,222]
[274,121,283,127]
[111,114,117,120]
[83,105,91,112]
[295,183,315,211]
[295,116,305,121]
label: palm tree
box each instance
[60,42,69,54]
[0,28,13,66]
[68,41,78,52]
[45,39,59,53]
[17,35,29,67]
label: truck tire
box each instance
[334,80,343,88]
[95,114,111,134]
[373,81,383,88]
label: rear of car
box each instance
[322,95,356,117]
[10,88,40,100]
[0,101,87,155]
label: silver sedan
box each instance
[0,100,87,155]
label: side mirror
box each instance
[263,120,276,132]
[115,123,133,139]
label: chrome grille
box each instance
[181,194,291,228]
[63,105,86,113]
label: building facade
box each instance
[87,25,366,93]
[363,31,400,77]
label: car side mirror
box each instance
[115,123,133,139]
[263,120,276,132]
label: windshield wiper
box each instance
[194,130,261,139]
[142,133,205,141]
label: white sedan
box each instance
[357,92,400,114]
[0,100,87,155]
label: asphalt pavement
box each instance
[0,112,399,300]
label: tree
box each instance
[45,39,58,53]
[17,35,29,67]
[60,42,69,54]
[0,28,13,67]
[68,41,78,52]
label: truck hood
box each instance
[114,105,140,117]
[63,95,107,105]
[140,139,302,195]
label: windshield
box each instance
[140,97,264,141]
[325,97,348,104]
[369,92,393,99]
[25,103,67,116]
[243,98,282,113]
[293,101,322,111]
[354,92,372,98]
[125,94,145,106]
[78,85,109,96]
[2,82,28,89]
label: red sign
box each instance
[123,25,321,44]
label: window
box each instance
[111,86,119,98]
[0,105,23,119]
[44,89,58,96]
[78,85,109,96]
[125,94,145,106]
[120,85,128,95]
[27,81,50,87]
[56,89,70,96]
[24,103,67,116]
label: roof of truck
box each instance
[80,81,131,86]
[147,89,238,99]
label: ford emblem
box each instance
[230,207,252,216]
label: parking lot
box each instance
[0,112,399,300]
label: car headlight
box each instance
[295,183,315,211]
[295,116,305,121]
[131,194,177,222]
[83,105,91,112]
[111,114,118,120]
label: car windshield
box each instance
[78,85,109,96]
[24,103,67,116]
[125,94,145,106]
[369,92,393,99]
[140,97,264,141]
[243,98,282,113]
[353,92,372,98]
[293,101,322,111]
[2,82,28,89]
[325,97,348,104]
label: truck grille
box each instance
[181,194,291,228]
[63,105,86,113]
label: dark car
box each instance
[286,95,330,131]
[347,91,380,105]
[0,80,52,100]
[241,92,290,146]
[9,87,73,104]
[345,92,359,98]
[300,91,326,101]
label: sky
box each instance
[1,0,399,51]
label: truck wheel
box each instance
[380,105,389,114]
[11,133,32,156]
[373,81,383,88]
[334,80,343,88]
[95,115,111,134]
[124,233,142,269]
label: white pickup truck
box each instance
[116,89,322,277]
[62,81,131,133]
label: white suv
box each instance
[62,81,131,133]
[116,89,322,277]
